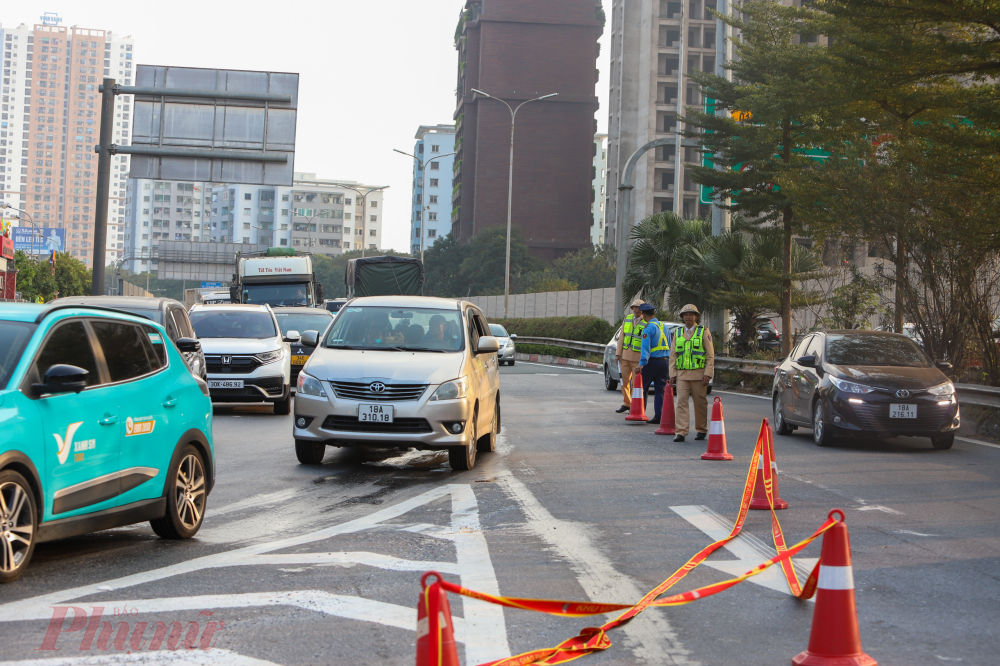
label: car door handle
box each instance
[99,415,118,426]
[162,398,178,408]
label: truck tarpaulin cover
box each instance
[345,256,424,298]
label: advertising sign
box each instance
[201,281,223,288]
[1,236,13,260]
[12,227,66,254]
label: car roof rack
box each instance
[35,304,153,324]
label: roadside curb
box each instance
[514,352,602,370]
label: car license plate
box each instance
[291,354,309,365]
[209,379,244,389]
[890,404,917,418]
[358,404,394,423]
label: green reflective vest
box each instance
[623,314,643,353]
[673,326,707,370]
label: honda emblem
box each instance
[222,355,232,365]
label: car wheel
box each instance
[604,364,619,391]
[478,398,499,453]
[449,408,478,471]
[931,434,955,450]
[295,439,326,464]
[774,393,793,436]
[508,360,515,366]
[0,470,37,584]
[812,399,836,447]
[273,388,292,415]
[151,445,207,539]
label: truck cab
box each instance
[231,248,324,308]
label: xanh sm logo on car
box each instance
[54,422,85,465]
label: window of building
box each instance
[244,193,251,200]
[369,229,376,236]
[243,207,250,215]
[370,215,377,222]
[430,163,439,170]
[243,223,250,230]
[370,201,377,208]
[429,179,438,187]
[428,229,436,238]
[281,194,289,201]
[428,213,437,221]
[429,196,438,204]
[431,145,439,152]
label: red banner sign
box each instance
[0,236,13,260]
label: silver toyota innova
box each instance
[291,296,501,470]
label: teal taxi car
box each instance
[0,304,215,582]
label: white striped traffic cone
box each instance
[625,371,649,422]
[701,396,733,460]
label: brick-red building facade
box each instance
[452,0,603,261]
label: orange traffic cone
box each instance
[655,380,677,434]
[701,396,733,460]
[792,510,877,666]
[749,419,788,509]
[416,572,459,666]
[625,371,649,422]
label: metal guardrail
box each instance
[513,337,1000,410]
[512,336,608,355]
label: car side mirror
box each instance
[796,355,816,368]
[936,361,953,371]
[509,333,518,339]
[284,330,301,343]
[300,330,319,349]
[32,364,89,396]
[175,337,201,353]
[477,336,501,354]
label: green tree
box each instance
[459,226,542,297]
[685,0,832,354]
[622,211,711,309]
[13,251,91,302]
[549,244,617,290]
[422,233,471,298]
[821,264,884,331]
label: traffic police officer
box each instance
[668,303,715,441]
[636,303,671,424]
[615,298,646,413]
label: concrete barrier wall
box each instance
[467,287,619,323]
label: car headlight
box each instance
[927,382,955,397]
[830,376,876,394]
[297,372,327,397]
[256,349,284,364]
[430,376,470,401]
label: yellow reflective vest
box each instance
[673,326,707,370]
[623,314,643,353]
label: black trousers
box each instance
[641,356,670,419]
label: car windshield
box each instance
[242,283,311,307]
[825,334,931,367]
[190,310,277,339]
[489,324,508,337]
[324,306,465,352]
[0,321,37,389]
[275,313,333,336]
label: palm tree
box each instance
[621,212,711,309]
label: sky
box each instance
[4,1,611,252]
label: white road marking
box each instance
[894,529,939,537]
[0,485,510,665]
[670,505,817,601]
[957,436,1000,450]
[854,499,904,515]
[715,390,769,401]
[496,453,695,665]
[0,649,282,665]
[209,489,300,517]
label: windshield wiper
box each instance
[326,344,368,350]
[387,346,446,353]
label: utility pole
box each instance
[91,78,116,295]
[392,148,457,265]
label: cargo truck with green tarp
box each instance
[345,256,424,298]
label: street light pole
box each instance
[330,184,389,257]
[392,149,457,264]
[470,89,558,318]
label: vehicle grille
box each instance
[850,402,950,431]
[320,415,433,434]
[205,355,264,374]
[330,381,428,402]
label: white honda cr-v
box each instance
[189,303,297,414]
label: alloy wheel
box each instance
[174,454,206,530]
[0,481,34,574]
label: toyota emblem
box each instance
[369,382,386,394]
[895,389,910,398]
[221,355,232,365]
